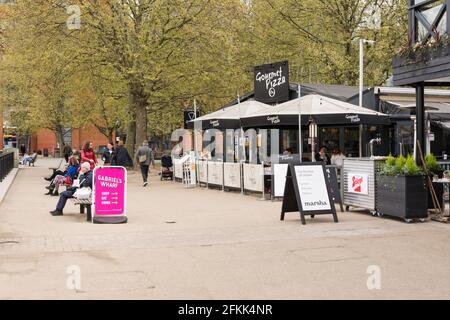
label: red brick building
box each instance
[30,126,111,155]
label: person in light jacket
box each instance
[135,141,153,187]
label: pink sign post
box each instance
[93,166,128,224]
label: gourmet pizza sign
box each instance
[254,61,289,103]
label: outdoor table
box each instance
[433,178,450,217]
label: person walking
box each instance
[114,141,133,168]
[63,144,72,163]
[136,141,153,187]
[102,142,115,166]
[81,141,97,170]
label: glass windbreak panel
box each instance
[319,127,340,154]
[344,127,360,158]
[397,121,414,156]
[282,129,298,155]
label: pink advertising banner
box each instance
[94,167,127,216]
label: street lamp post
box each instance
[359,38,375,158]
[359,39,375,108]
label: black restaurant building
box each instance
[190,58,450,162]
[219,82,450,160]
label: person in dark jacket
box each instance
[50,162,93,216]
[102,142,115,166]
[114,141,133,167]
[63,144,73,163]
[20,144,26,157]
[315,146,331,165]
[135,141,153,187]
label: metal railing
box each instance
[0,151,14,182]
[438,160,450,171]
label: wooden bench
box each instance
[49,158,64,174]
[24,153,38,166]
[72,198,92,221]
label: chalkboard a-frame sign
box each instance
[281,163,338,225]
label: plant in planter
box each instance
[424,153,444,210]
[377,155,428,223]
[394,33,450,67]
[425,153,443,178]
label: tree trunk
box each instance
[125,119,136,160]
[129,81,148,152]
[108,130,114,144]
[54,126,65,158]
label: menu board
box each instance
[94,167,126,216]
[294,165,331,211]
[281,163,338,225]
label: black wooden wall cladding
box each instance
[254,61,290,104]
[281,163,338,225]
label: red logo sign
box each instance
[352,176,364,193]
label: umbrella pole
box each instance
[298,84,302,163]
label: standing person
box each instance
[114,141,133,168]
[331,148,346,167]
[150,146,156,168]
[20,144,26,157]
[136,141,153,187]
[102,142,115,166]
[50,162,92,216]
[81,141,97,170]
[315,146,330,165]
[63,143,72,163]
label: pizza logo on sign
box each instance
[352,176,364,193]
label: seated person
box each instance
[330,148,346,167]
[50,162,93,216]
[21,152,35,165]
[45,156,80,196]
[44,165,68,181]
[283,148,293,156]
[315,146,331,165]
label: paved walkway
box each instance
[1,158,450,299]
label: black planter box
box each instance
[376,175,428,220]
